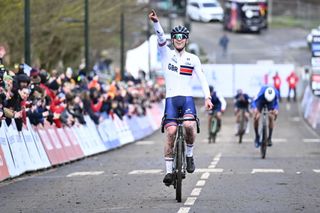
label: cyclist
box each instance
[234,89,251,135]
[208,85,226,138]
[148,10,213,186]
[252,86,279,148]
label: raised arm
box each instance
[148,10,167,47]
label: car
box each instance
[186,0,224,22]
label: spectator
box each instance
[286,71,299,102]
[272,72,282,102]
[81,90,100,125]
[219,33,229,58]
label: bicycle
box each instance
[208,111,219,143]
[161,114,200,202]
[237,109,248,144]
[260,106,268,159]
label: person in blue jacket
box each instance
[252,85,279,148]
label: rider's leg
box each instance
[208,114,212,138]
[184,119,196,173]
[164,125,177,173]
[163,125,177,186]
[253,110,261,147]
[216,112,222,132]
[245,111,250,133]
[235,109,240,135]
[253,110,260,136]
[267,112,275,146]
[184,120,195,156]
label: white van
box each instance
[186,0,224,22]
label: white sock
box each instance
[165,158,173,174]
[186,144,193,157]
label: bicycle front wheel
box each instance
[260,125,267,159]
[175,137,183,202]
[238,111,245,143]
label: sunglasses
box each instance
[172,34,188,40]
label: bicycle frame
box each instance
[161,115,200,202]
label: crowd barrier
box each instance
[301,86,320,134]
[0,102,164,182]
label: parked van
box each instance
[223,0,268,33]
[187,0,224,22]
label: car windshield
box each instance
[203,3,218,7]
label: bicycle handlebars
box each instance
[161,116,200,134]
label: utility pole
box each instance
[120,11,125,80]
[24,0,31,65]
[147,14,151,79]
[84,0,90,72]
[268,0,273,25]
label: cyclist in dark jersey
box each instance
[208,85,226,138]
[234,89,251,135]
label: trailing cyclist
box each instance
[252,86,279,148]
[234,89,251,136]
[148,10,213,186]
[208,85,226,140]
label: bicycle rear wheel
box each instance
[175,137,183,202]
[260,125,267,159]
[210,117,218,143]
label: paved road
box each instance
[187,21,310,66]
[0,99,319,213]
[1,19,319,213]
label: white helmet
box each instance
[264,87,276,102]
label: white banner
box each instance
[192,64,294,98]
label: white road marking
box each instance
[242,138,254,142]
[128,169,162,174]
[251,169,284,174]
[135,141,155,145]
[67,171,104,177]
[128,168,224,175]
[201,172,210,180]
[303,138,320,143]
[242,138,287,143]
[211,159,219,164]
[313,170,320,173]
[208,165,217,169]
[272,138,287,142]
[195,168,223,173]
[177,207,190,213]
[191,188,202,196]
[184,197,197,206]
[196,180,206,187]
[291,117,300,122]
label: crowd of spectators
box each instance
[0,63,165,131]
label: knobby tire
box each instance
[175,137,183,202]
[260,124,267,159]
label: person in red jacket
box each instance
[272,72,282,102]
[286,71,299,102]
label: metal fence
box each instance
[271,0,320,28]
